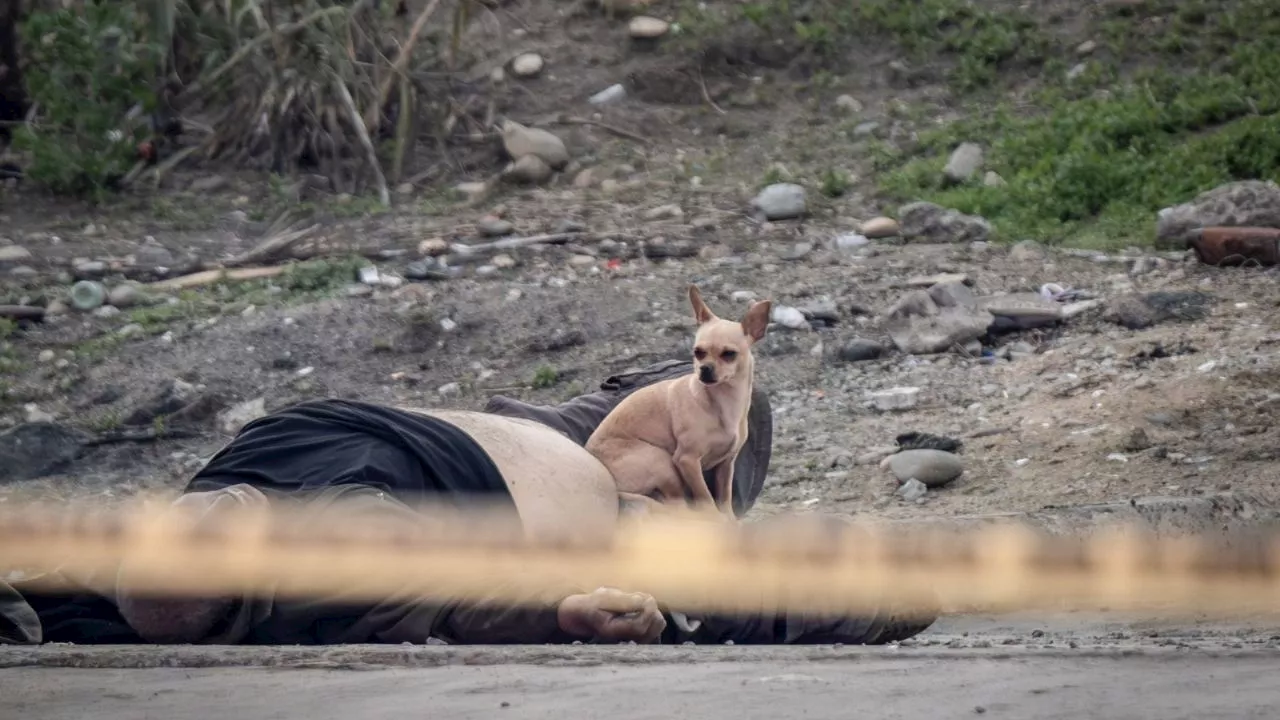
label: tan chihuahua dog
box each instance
[587,285,771,516]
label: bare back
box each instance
[401,408,620,545]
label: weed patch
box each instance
[876,1,1280,248]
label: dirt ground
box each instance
[7,613,1280,719]
[2,0,1280,520]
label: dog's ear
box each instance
[688,285,717,325]
[741,300,771,343]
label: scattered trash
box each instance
[868,387,921,411]
[589,84,627,105]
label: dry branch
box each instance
[364,0,446,133]
[332,73,390,207]
[223,225,320,268]
[449,232,586,255]
[149,266,287,291]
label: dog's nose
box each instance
[698,365,715,383]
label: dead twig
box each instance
[333,73,390,207]
[148,266,287,291]
[540,114,652,145]
[365,0,446,133]
[223,224,320,268]
[697,66,726,116]
[450,232,586,255]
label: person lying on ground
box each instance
[0,360,936,647]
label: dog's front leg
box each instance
[711,456,736,516]
[674,448,715,507]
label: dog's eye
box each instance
[721,350,738,361]
[694,348,707,360]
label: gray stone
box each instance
[1155,180,1280,250]
[477,217,514,237]
[505,155,554,184]
[886,305,994,355]
[751,183,807,221]
[982,293,1063,331]
[779,242,813,261]
[1106,291,1214,330]
[837,338,885,362]
[134,243,176,268]
[107,283,149,309]
[884,290,939,321]
[885,449,964,488]
[896,478,928,502]
[1008,240,1047,263]
[500,120,569,169]
[511,53,544,78]
[835,94,863,114]
[983,171,1006,187]
[0,422,89,483]
[72,260,108,278]
[405,259,454,281]
[943,142,984,184]
[929,281,976,309]
[218,397,267,435]
[0,245,32,265]
[898,202,991,244]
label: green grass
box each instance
[531,365,559,389]
[875,0,1280,249]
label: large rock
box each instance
[500,120,569,170]
[752,183,807,220]
[882,289,992,355]
[898,202,991,244]
[883,449,965,488]
[943,142,984,184]
[0,245,32,266]
[0,422,89,483]
[1106,291,1214,330]
[1155,180,1280,251]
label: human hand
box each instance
[557,587,667,643]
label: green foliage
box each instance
[531,365,559,389]
[819,168,852,198]
[13,2,163,200]
[877,1,1280,248]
